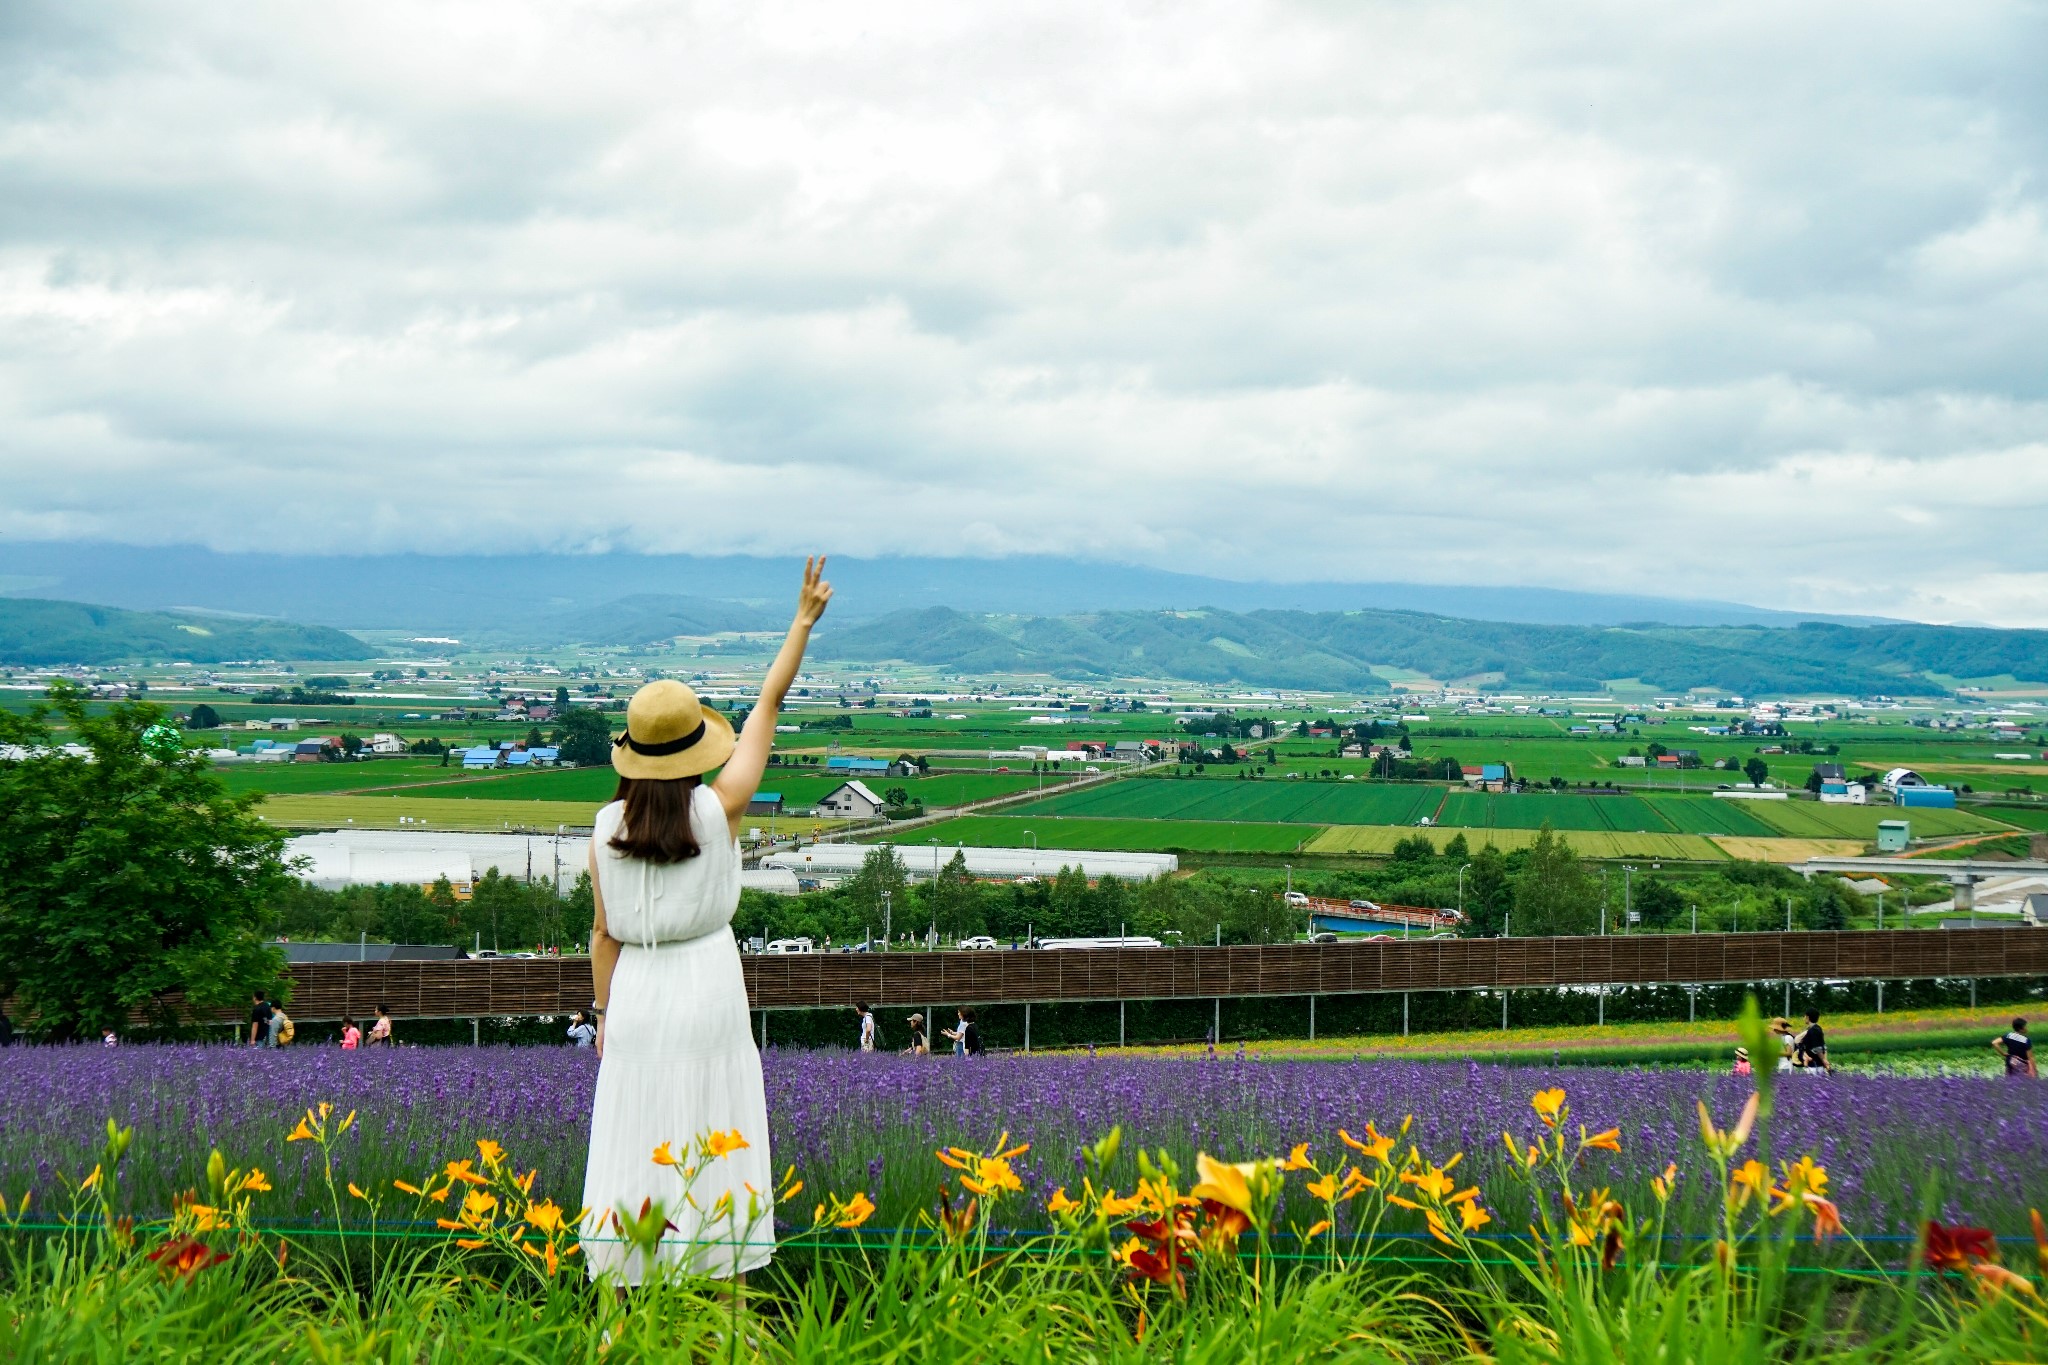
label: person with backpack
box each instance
[903,1013,927,1055]
[1995,1018,2037,1078]
[566,1010,597,1049]
[248,990,274,1048]
[271,1007,295,1047]
[855,1002,877,1052]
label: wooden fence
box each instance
[253,929,2048,1022]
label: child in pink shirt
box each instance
[341,1017,361,1050]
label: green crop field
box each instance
[882,815,1322,854]
[1305,825,1727,861]
[211,761,471,795]
[1748,801,2013,839]
[1004,776,1437,826]
[1982,805,2048,832]
[1434,790,1777,836]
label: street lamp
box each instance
[881,889,892,952]
[1621,864,1636,934]
[1457,862,1472,917]
[1024,829,1036,852]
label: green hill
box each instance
[0,599,372,665]
[814,606,2046,696]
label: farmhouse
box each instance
[747,793,785,816]
[815,780,887,818]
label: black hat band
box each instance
[615,719,707,757]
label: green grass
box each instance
[1305,825,1727,861]
[1749,800,2013,839]
[1982,804,2048,832]
[882,815,1322,853]
[1436,790,1777,836]
[1005,776,1438,826]
[212,760,473,795]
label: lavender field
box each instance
[2,1044,2042,1237]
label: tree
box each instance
[0,684,292,1038]
[1460,845,1513,937]
[526,726,545,751]
[1512,824,1600,936]
[1390,834,1436,864]
[1633,876,1683,929]
[554,685,571,711]
[341,733,364,757]
[921,852,982,940]
[186,703,222,730]
[1744,757,1770,787]
[843,846,907,935]
[558,707,613,768]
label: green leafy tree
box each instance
[557,707,613,768]
[843,846,908,936]
[562,871,596,950]
[1460,845,1513,937]
[1744,757,1770,787]
[0,684,291,1038]
[186,703,222,730]
[1442,832,1470,860]
[920,852,983,940]
[1633,876,1684,929]
[1047,865,1092,935]
[1512,823,1600,936]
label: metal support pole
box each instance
[759,1011,767,1051]
[1784,980,1791,1017]
[1688,986,1696,1023]
[1119,1000,1126,1048]
[472,1018,479,1047]
[1213,997,1221,1046]
[1309,995,1316,1041]
[1402,992,1409,1036]
[1876,980,1883,1014]
[1024,1003,1032,1053]
[1598,986,1604,1027]
[1971,978,1977,1009]
[1501,988,1508,1030]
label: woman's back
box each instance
[592,787,740,945]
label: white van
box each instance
[763,938,814,954]
[1283,891,1309,906]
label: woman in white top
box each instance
[581,558,832,1285]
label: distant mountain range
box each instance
[810,607,2048,697]
[0,598,370,666]
[0,541,1898,633]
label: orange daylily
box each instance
[703,1130,750,1160]
[1580,1127,1621,1154]
[651,1142,681,1167]
[1698,1094,1760,1160]
[1279,1143,1313,1172]
[835,1191,876,1229]
[1047,1187,1080,1216]
[1340,1124,1397,1164]
[1531,1089,1567,1128]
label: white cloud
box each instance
[0,0,2044,619]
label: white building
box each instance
[1880,767,1926,793]
[761,843,1179,885]
[286,829,798,899]
[815,780,887,818]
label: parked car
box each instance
[1283,891,1309,906]
[956,935,999,951]
[1347,899,1379,910]
[763,938,814,955]
[1307,931,1338,943]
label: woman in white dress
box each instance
[581,557,832,1285]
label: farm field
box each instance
[1983,804,2048,831]
[1749,800,2013,839]
[1004,775,1438,825]
[1709,835,1867,861]
[884,814,1322,854]
[256,793,609,830]
[212,760,475,795]
[1305,825,1727,861]
[1436,789,1778,836]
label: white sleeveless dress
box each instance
[580,788,775,1282]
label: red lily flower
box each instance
[147,1236,231,1279]
[1924,1221,1998,1274]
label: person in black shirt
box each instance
[1794,1009,1829,1074]
[1995,1018,2037,1078]
[248,990,274,1048]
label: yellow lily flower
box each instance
[1190,1153,1256,1216]
[1340,1124,1396,1164]
[476,1139,505,1169]
[1698,1094,1760,1160]
[651,1142,680,1167]
[1459,1201,1493,1233]
[1581,1127,1622,1154]
[703,1129,750,1159]
[1531,1089,1567,1128]
[1047,1187,1079,1215]
[1306,1218,1332,1237]
[835,1191,876,1229]
[1279,1143,1313,1172]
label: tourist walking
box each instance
[1771,1017,1798,1072]
[271,1007,295,1047]
[1731,1046,1751,1078]
[340,1017,361,1050]
[567,1010,597,1049]
[368,1004,393,1047]
[249,990,274,1048]
[944,1006,983,1057]
[102,1027,118,1048]
[855,1002,876,1052]
[1995,1018,2037,1078]
[904,1013,927,1055]
[580,557,831,1285]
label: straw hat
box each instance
[907,1013,924,1024]
[1734,1046,1749,1061]
[611,680,736,780]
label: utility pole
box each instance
[1622,865,1634,934]
[1458,863,1471,918]
[882,889,892,952]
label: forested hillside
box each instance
[813,606,2048,695]
[0,599,371,665]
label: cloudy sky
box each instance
[2,1,2044,622]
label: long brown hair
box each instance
[608,775,703,864]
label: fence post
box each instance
[759,1011,767,1051]
[1876,980,1883,1014]
[1025,1003,1032,1054]
[472,1018,479,1047]
[1403,991,1409,1037]
[1501,989,1508,1031]
[1308,995,1316,1042]
[1119,1000,1126,1048]
[1213,997,1221,1047]
[1597,986,1604,1027]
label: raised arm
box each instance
[714,556,832,832]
